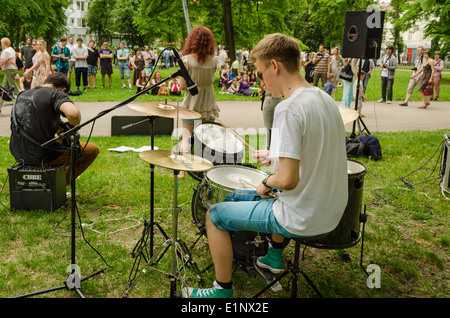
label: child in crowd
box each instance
[227,77,239,94]
[169,77,181,96]
[239,73,256,96]
[219,64,229,94]
[353,70,366,117]
[323,73,342,97]
[143,62,152,77]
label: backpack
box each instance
[359,134,382,161]
[345,133,365,157]
[16,56,24,70]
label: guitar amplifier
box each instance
[441,134,450,193]
[8,164,67,212]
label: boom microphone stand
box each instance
[13,69,184,298]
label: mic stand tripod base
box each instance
[13,135,104,298]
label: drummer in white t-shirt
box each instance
[183,33,348,299]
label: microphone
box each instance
[171,49,198,96]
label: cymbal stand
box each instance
[13,134,104,298]
[123,170,203,298]
[124,115,172,287]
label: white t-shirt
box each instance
[218,50,228,69]
[67,43,76,62]
[269,87,348,237]
[72,45,88,68]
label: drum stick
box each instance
[214,117,257,153]
[239,178,277,198]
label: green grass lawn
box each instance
[0,130,448,299]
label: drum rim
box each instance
[347,159,367,176]
[205,165,268,192]
[193,123,245,154]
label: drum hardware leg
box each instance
[359,205,369,276]
[124,170,204,297]
[253,239,324,299]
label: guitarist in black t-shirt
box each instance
[10,72,99,185]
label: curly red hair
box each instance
[182,26,216,64]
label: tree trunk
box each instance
[222,0,235,62]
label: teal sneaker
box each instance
[256,247,284,274]
[182,281,234,298]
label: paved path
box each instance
[0,99,449,138]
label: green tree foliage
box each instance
[0,0,70,49]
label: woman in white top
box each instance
[0,37,19,95]
[177,26,220,179]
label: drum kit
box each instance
[122,100,366,298]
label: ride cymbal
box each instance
[338,106,359,125]
[139,150,213,172]
[128,102,201,120]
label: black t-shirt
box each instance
[87,47,99,66]
[10,86,73,165]
[99,48,112,66]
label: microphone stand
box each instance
[13,70,182,298]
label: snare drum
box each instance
[302,160,366,249]
[189,122,245,181]
[191,165,269,268]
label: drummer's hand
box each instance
[252,150,271,166]
[256,183,272,198]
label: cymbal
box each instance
[128,102,201,120]
[139,150,213,172]
[338,106,359,125]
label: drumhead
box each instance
[347,160,366,175]
[206,165,268,191]
[194,123,244,154]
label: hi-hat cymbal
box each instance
[139,150,213,172]
[338,106,359,125]
[128,102,201,120]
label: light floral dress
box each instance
[181,54,220,119]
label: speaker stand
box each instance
[352,58,371,137]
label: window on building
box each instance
[76,1,85,11]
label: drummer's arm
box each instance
[256,157,299,197]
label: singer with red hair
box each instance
[177,26,220,179]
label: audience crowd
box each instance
[0,35,445,114]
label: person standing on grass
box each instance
[66,36,76,80]
[20,37,35,72]
[312,44,330,88]
[51,37,71,75]
[87,40,100,89]
[0,37,19,95]
[377,45,397,104]
[99,41,113,89]
[117,41,132,89]
[24,39,51,89]
[72,38,89,93]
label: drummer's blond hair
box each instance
[250,33,301,73]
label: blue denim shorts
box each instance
[208,198,308,238]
